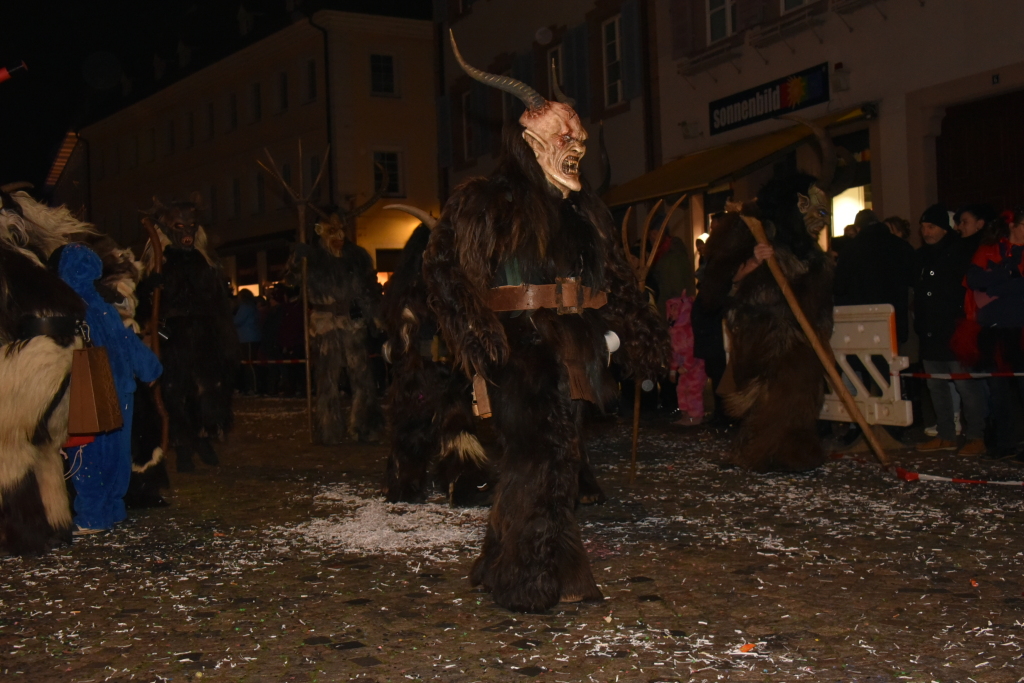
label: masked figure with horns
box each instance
[288,207,384,444]
[139,196,239,472]
[421,36,669,613]
[696,120,847,472]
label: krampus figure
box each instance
[0,187,86,555]
[697,121,844,472]
[380,205,492,506]
[421,37,669,613]
[288,212,383,443]
[139,197,238,472]
[88,236,169,507]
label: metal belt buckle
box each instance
[556,277,582,315]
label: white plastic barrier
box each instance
[820,304,913,426]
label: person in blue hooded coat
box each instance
[56,243,163,533]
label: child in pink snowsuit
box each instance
[666,294,707,425]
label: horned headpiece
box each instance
[450,32,587,198]
[783,115,855,238]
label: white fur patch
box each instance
[0,337,75,491]
[441,432,487,468]
[132,447,165,473]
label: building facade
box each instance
[636,0,1024,242]
[73,11,437,290]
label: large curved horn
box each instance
[0,181,33,193]
[450,30,546,111]
[549,59,575,107]
[384,203,437,229]
[783,114,837,192]
[344,163,389,220]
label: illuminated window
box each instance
[373,151,403,197]
[831,185,872,238]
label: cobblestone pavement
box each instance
[2,397,1023,683]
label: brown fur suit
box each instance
[697,172,834,472]
[287,227,383,444]
[422,127,669,613]
[381,221,493,507]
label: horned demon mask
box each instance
[148,194,202,249]
[315,213,346,258]
[450,33,587,198]
[789,116,852,239]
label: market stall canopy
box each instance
[603,107,866,207]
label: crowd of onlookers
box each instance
[232,285,307,397]
[644,201,1024,463]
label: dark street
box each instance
[3,397,1022,682]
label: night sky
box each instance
[0,0,433,194]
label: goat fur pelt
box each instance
[0,239,85,555]
[288,237,383,443]
[422,126,670,613]
[697,173,834,473]
[139,245,238,471]
[382,224,493,506]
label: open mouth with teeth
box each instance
[179,235,195,247]
[561,155,580,176]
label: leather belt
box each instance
[18,315,79,341]
[486,278,608,315]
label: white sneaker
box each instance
[924,424,938,437]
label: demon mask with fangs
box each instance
[314,213,347,258]
[450,32,587,198]
[147,194,202,250]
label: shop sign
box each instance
[709,62,830,136]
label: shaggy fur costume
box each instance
[86,236,170,507]
[697,172,834,472]
[0,190,88,554]
[382,224,493,506]
[422,126,669,613]
[288,236,383,443]
[138,200,238,472]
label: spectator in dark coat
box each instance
[914,204,988,456]
[834,210,916,344]
[963,207,1024,459]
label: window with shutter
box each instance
[602,16,623,108]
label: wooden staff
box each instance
[739,214,891,467]
[621,195,687,484]
[258,141,330,443]
[141,218,171,456]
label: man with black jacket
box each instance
[834,209,916,344]
[914,204,988,455]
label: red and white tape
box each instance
[896,467,1024,486]
[899,371,1024,380]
